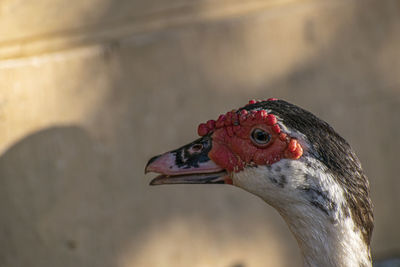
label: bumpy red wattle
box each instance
[272,124,281,134]
[206,120,216,130]
[266,114,277,125]
[209,125,290,172]
[197,123,209,136]
[209,141,244,172]
[285,139,303,160]
[199,99,304,172]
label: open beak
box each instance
[145,135,231,185]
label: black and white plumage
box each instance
[242,100,373,245]
[146,99,374,267]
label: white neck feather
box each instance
[281,203,371,267]
[232,158,372,267]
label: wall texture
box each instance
[1,0,399,266]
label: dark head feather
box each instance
[240,99,374,245]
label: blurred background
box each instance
[1,0,399,266]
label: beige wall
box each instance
[1,0,400,266]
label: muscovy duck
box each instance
[145,99,374,267]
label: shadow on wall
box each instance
[1,126,280,267]
[0,126,112,266]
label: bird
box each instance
[145,98,374,267]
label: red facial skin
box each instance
[197,100,303,174]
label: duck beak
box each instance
[145,135,231,185]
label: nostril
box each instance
[191,144,203,152]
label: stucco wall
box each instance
[1,0,399,266]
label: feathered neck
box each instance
[232,158,372,267]
[281,205,371,267]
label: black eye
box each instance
[251,128,271,146]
